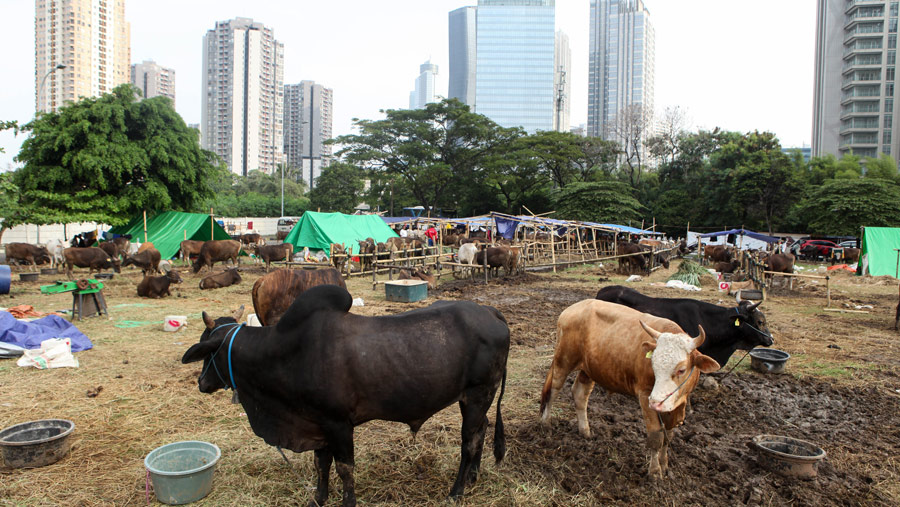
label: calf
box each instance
[199,268,242,290]
[123,248,162,275]
[251,267,347,326]
[183,285,509,505]
[617,242,648,274]
[6,243,52,271]
[714,259,740,274]
[192,240,242,273]
[253,243,294,272]
[474,246,514,277]
[540,299,719,479]
[63,247,121,278]
[330,243,348,271]
[455,242,478,279]
[180,240,205,263]
[45,239,69,269]
[137,270,183,298]
[596,285,773,367]
[398,268,436,289]
[99,241,120,260]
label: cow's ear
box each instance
[640,341,656,359]
[202,311,216,329]
[182,339,220,364]
[693,352,720,374]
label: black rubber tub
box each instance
[0,419,75,468]
[749,434,826,479]
[750,348,790,374]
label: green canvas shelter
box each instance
[108,211,232,260]
[283,212,398,255]
[858,227,900,277]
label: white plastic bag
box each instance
[625,275,642,282]
[17,338,79,369]
[352,298,365,307]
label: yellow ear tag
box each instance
[645,350,653,359]
[735,319,740,327]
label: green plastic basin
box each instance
[145,441,220,505]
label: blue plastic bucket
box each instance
[0,265,10,295]
[145,441,220,505]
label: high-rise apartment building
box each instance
[201,17,284,176]
[409,61,439,109]
[587,0,655,139]
[475,0,556,133]
[554,30,572,132]
[131,60,175,105]
[35,0,131,112]
[284,81,333,188]
[449,6,477,109]
[813,0,899,158]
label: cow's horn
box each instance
[202,311,216,329]
[748,301,762,312]
[693,325,707,349]
[232,305,245,322]
[639,321,663,340]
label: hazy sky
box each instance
[0,0,816,169]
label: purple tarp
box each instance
[0,312,93,352]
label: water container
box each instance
[145,441,220,505]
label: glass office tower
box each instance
[475,0,556,133]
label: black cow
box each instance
[182,285,509,506]
[595,285,773,367]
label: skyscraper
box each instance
[813,0,898,158]
[587,0,655,139]
[201,17,284,176]
[284,81,333,188]
[409,61,439,110]
[554,30,572,132]
[475,0,556,133]
[131,60,175,106]
[35,0,131,113]
[449,6,477,109]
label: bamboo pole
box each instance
[143,210,148,243]
[551,227,557,273]
[826,275,831,307]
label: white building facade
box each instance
[284,81,334,188]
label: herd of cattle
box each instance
[182,273,774,506]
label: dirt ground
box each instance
[1,258,899,506]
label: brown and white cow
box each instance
[540,300,719,479]
[251,267,347,326]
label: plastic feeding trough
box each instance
[750,348,791,374]
[750,434,826,479]
[0,419,75,468]
[145,441,221,505]
[385,279,428,303]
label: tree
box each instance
[646,106,688,167]
[14,84,219,225]
[863,154,900,183]
[335,99,516,213]
[795,179,900,236]
[608,104,653,187]
[0,121,18,153]
[308,162,365,213]
[521,130,588,188]
[550,181,643,223]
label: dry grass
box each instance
[0,260,899,505]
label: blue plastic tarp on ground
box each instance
[0,312,93,352]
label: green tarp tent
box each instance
[858,227,900,277]
[283,212,398,255]
[108,211,232,260]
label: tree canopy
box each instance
[308,162,365,214]
[15,84,219,225]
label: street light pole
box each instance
[37,63,66,113]
[280,163,284,217]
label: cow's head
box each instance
[167,269,183,284]
[640,322,720,413]
[111,258,122,273]
[734,300,774,348]
[228,268,242,283]
[182,305,245,393]
[191,259,203,274]
[656,253,670,269]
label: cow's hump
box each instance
[275,283,352,333]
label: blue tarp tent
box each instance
[698,228,779,243]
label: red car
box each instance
[798,240,839,259]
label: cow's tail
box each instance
[493,366,507,463]
[539,363,553,420]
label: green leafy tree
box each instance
[335,99,516,213]
[863,154,899,182]
[308,162,365,213]
[14,85,218,225]
[0,121,18,153]
[521,130,588,188]
[550,181,643,223]
[795,179,900,235]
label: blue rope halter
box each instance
[198,323,244,391]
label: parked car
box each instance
[839,240,858,249]
[799,239,840,260]
[276,216,301,241]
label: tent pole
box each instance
[143,210,148,243]
[210,208,214,240]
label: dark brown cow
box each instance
[251,267,347,326]
[6,243,52,271]
[180,240,205,262]
[704,244,733,264]
[99,241,120,260]
[474,246,514,277]
[254,243,294,272]
[111,236,132,256]
[766,253,795,289]
[238,233,264,246]
[357,239,376,272]
[617,242,648,274]
[398,268,436,289]
[330,243,348,271]
[714,260,740,274]
[192,240,242,273]
[63,247,121,278]
[840,248,860,264]
[123,248,162,275]
[137,270,183,298]
[199,268,242,290]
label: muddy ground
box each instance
[1,260,899,505]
